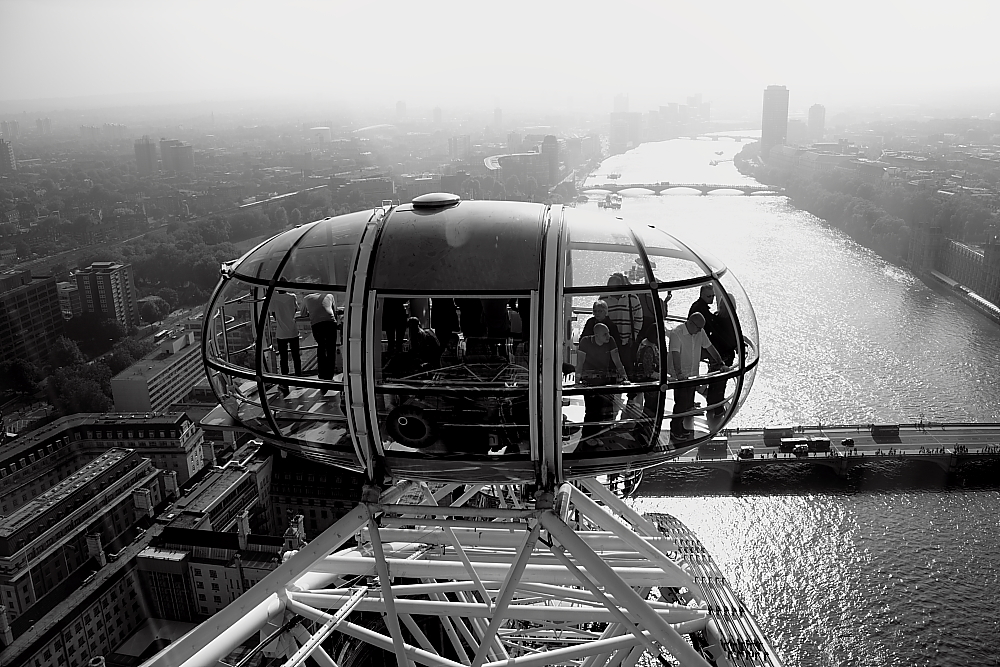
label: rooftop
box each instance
[2,412,192,469]
[0,448,135,536]
[111,330,199,382]
[171,464,251,516]
[138,546,188,562]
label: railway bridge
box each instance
[655,422,1000,483]
[582,182,783,196]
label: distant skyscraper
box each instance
[507,131,522,152]
[35,117,51,135]
[541,135,559,186]
[79,125,101,142]
[0,139,15,174]
[809,104,826,139]
[433,107,442,125]
[760,85,789,157]
[609,112,642,155]
[0,120,19,140]
[448,135,472,160]
[614,94,629,113]
[159,139,195,174]
[75,261,140,329]
[494,107,502,128]
[134,135,158,176]
[103,123,129,140]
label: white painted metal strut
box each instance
[141,480,725,667]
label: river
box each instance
[584,137,1000,666]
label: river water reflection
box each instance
[585,138,1000,666]
[585,138,1000,426]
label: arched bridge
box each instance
[582,182,783,196]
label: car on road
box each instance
[739,445,755,459]
[841,438,855,448]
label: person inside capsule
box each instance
[376,295,531,457]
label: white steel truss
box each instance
[142,479,773,667]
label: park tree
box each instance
[50,336,86,369]
[274,206,289,229]
[289,208,302,226]
[50,375,111,414]
[196,216,231,245]
[140,296,171,324]
[157,288,179,310]
[72,213,94,242]
[0,359,43,395]
[64,313,127,356]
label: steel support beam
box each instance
[314,552,686,586]
[566,483,701,596]
[368,512,413,667]
[470,523,540,667]
[539,510,711,667]
[143,502,373,667]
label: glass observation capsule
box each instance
[202,194,759,485]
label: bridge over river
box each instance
[582,182,784,196]
[653,422,1000,482]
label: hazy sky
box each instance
[2,0,998,117]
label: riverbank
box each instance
[734,141,1000,327]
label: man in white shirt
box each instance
[269,291,301,395]
[667,312,728,439]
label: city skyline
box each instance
[1,0,999,119]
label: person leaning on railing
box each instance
[666,312,729,439]
[301,292,339,391]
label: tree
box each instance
[196,216,231,245]
[72,213,94,241]
[64,313,127,356]
[289,208,302,226]
[274,207,289,229]
[48,362,114,415]
[157,288,178,310]
[39,215,61,239]
[140,296,171,324]
[50,336,86,368]
[1,359,43,395]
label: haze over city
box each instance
[2,0,999,119]
[2,1,1000,667]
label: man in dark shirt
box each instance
[407,317,441,370]
[688,284,717,340]
[707,292,738,418]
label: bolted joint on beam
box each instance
[533,489,555,509]
[360,484,382,504]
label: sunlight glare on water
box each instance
[593,137,1000,667]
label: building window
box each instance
[198,594,206,601]
[194,568,202,576]
[214,596,222,603]
[196,581,204,589]
[210,570,217,578]
[211,583,219,591]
